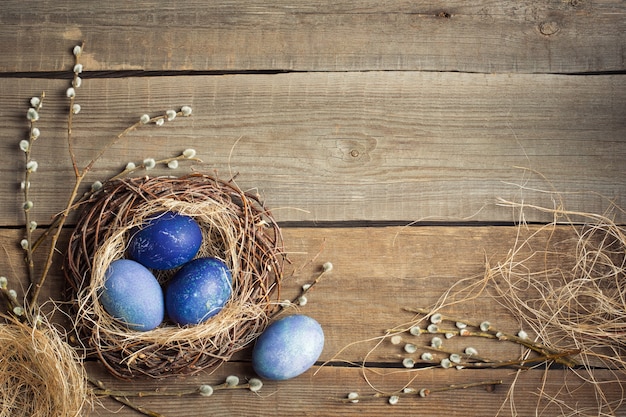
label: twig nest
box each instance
[65,174,285,379]
[0,316,90,417]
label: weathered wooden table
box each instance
[1,1,625,416]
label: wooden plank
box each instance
[0,225,535,350]
[1,225,618,363]
[0,72,624,225]
[86,363,626,417]
[0,226,584,349]
[0,1,624,74]
[2,224,623,415]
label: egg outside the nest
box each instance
[251,314,324,381]
[99,259,164,331]
[128,211,203,270]
[165,257,233,326]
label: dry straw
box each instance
[65,173,285,379]
[0,315,90,417]
[487,198,626,412]
[408,193,626,414]
[429,195,626,376]
[396,185,626,414]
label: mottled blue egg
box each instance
[252,315,324,380]
[128,212,203,270]
[99,259,164,331]
[165,257,232,325]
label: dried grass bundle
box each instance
[0,315,90,417]
[420,192,626,414]
[491,199,626,369]
[65,173,285,379]
[486,198,626,414]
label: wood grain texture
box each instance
[1,2,625,415]
[0,0,624,73]
[86,363,625,417]
[1,225,623,416]
[0,72,624,225]
[2,225,570,355]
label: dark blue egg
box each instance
[252,315,324,380]
[99,259,164,331]
[165,257,232,325]
[128,212,203,270]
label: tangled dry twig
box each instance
[65,173,286,379]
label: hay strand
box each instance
[397,182,626,415]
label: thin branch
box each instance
[22,92,45,288]
[27,42,195,309]
[402,307,578,367]
[29,179,83,307]
[88,375,262,416]
[338,379,503,403]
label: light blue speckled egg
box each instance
[99,259,164,331]
[252,314,324,380]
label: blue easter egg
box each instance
[165,257,232,325]
[99,259,164,331]
[128,212,203,270]
[252,315,324,380]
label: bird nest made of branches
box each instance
[65,173,285,379]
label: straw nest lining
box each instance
[65,173,285,379]
[0,316,90,417]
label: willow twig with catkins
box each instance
[2,41,197,417]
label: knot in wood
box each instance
[539,21,560,36]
